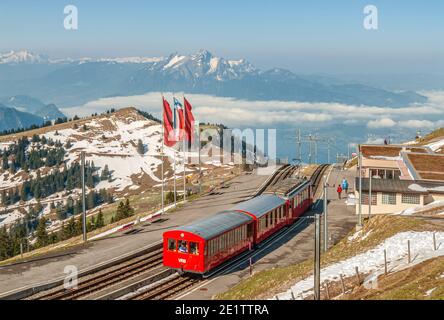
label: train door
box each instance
[247,222,254,242]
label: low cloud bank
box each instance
[62,91,444,130]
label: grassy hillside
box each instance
[217,215,444,300]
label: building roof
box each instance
[402,152,444,182]
[360,144,431,159]
[178,210,253,240]
[231,194,286,218]
[355,177,444,194]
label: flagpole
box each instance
[161,95,165,214]
[198,120,202,194]
[173,146,177,207]
[171,94,177,208]
[183,95,186,202]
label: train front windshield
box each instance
[167,238,199,255]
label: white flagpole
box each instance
[173,144,177,207]
[172,95,177,207]
[183,96,186,202]
[161,95,165,214]
[198,120,202,194]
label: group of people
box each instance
[336,178,349,199]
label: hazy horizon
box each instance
[1,0,444,74]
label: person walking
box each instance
[337,184,343,199]
[341,178,349,194]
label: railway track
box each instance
[254,164,299,197]
[29,249,164,300]
[310,164,330,197]
[129,275,200,300]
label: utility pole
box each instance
[314,140,318,164]
[323,175,328,252]
[81,151,87,243]
[358,145,363,227]
[314,213,321,300]
[297,129,302,162]
[368,174,372,219]
[308,134,312,164]
[327,141,330,164]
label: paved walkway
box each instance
[180,164,357,300]
[0,172,269,296]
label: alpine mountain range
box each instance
[0,49,427,114]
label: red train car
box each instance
[163,211,254,273]
[230,194,288,245]
[162,179,314,274]
[285,180,312,223]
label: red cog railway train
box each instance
[163,179,312,274]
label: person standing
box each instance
[342,178,349,194]
[337,184,343,199]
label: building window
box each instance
[382,192,396,205]
[401,194,420,205]
[361,193,377,205]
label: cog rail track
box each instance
[129,275,200,300]
[31,249,163,300]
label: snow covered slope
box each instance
[274,230,444,300]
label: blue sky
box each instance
[1,0,443,73]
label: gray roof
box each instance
[231,194,286,218]
[356,177,444,194]
[177,210,253,240]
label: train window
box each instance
[178,240,188,253]
[190,242,199,255]
[168,239,176,251]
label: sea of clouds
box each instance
[62,91,444,131]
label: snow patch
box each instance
[274,231,444,300]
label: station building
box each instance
[354,144,444,215]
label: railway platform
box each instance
[0,171,271,297]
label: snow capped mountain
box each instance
[156,49,257,81]
[0,49,257,81]
[0,49,428,108]
[0,50,49,64]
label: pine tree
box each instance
[96,209,104,228]
[87,190,95,209]
[115,201,126,221]
[2,152,8,170]
[100,165,110,181]
[137,139,144,154]
[0,226,12,260]
[35,217,49,248]
[1,190,6,205]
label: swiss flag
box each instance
[163,97,177,147]
[183,97,195,142]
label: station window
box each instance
[178,240,188,253]
[382,192,396,205]
[190,242,199,255]
[361,193,377,205]
[168,238,176,251]
[401,194,420,205]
